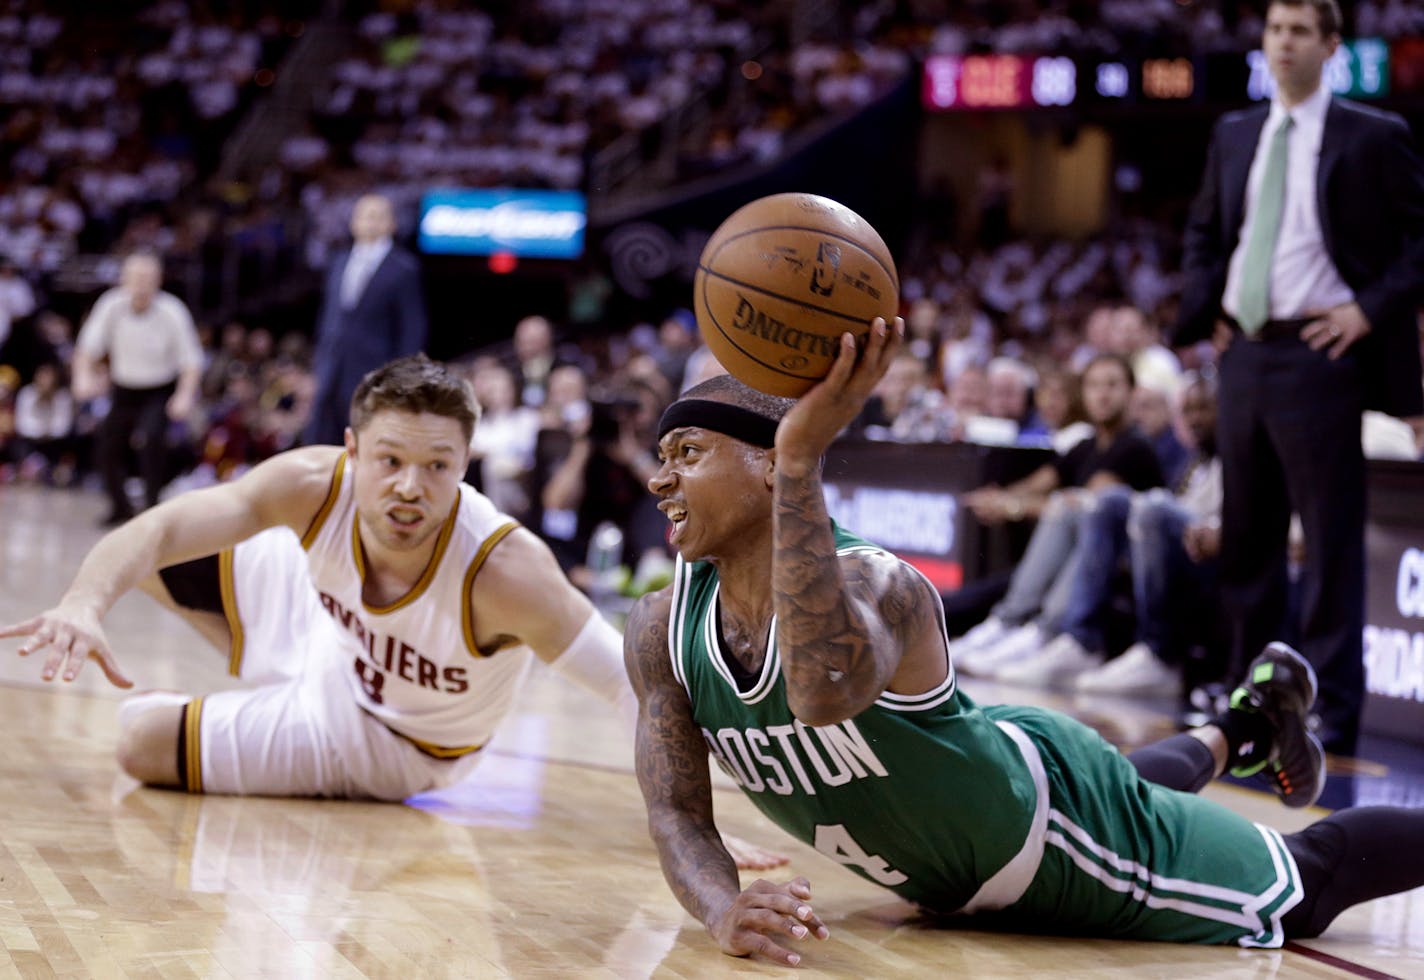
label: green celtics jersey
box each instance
[669,524,1304,947]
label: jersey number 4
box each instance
[813,824,908,886]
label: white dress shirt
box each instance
[340,238,391,308]
[75,288,203,389]
[1223,84,1355,322]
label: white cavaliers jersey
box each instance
[300,452,534,758]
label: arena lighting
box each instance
[488,251,517,274]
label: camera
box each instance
[587,390,640,447]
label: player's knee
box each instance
[116,706,183,787]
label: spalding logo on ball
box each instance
[694,192,899,397]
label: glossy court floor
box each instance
[1,484,1422,978]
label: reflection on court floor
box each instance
[2,485,1421,977]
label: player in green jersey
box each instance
[624,315,1424,967]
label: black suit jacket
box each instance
[1177,97,1424,417]
[308,244,428,441]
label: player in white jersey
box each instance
[0,354,635,800]
[0,353,787,866]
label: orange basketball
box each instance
[694,193,899,397]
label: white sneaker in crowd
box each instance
[959,623,1047,677]
[1074,642,1181,696]
[945,616,1011,665]
[995,632,1103,689]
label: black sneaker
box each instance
[1228,642,1325,809]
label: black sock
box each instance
[1127,733,1218,793]
[175,702,189,790]
[1213,698,1275,773]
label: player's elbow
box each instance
[785,688,862,728]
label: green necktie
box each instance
[1236,114,1294,335]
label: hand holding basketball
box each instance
[774,316,905,476]
[695,193,899,397]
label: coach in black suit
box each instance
[1176,0,1424,755]
[304,194,429,447]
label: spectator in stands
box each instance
[73,254,202,525]
[986,356,1046,441]
[1033,367,1093,453]
[468,360,539,519]
[504,314,563,408]
[1037,374,1224,695]
[951,354,1165,682]
[303,193,427,446]
[254,339,316,456]
[1108,303,1183,398]
[0,259,35,355]
[541,377,669,585]
[856,350,937,440]
[1131,379,1190,484]
[11,361,75,485]
[651,309,699,393]
[201,321,248,401]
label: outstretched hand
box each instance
[711,876,829,967]
[775,316,905,474]
[0,604,132,688]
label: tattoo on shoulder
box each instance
[875,558,937,639]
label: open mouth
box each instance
[659,500,688,539]
[388,508,424,528]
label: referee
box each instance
[74,254,202,526]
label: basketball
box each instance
[693,192,899,397]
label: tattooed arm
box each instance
[624,590,827,966]
[772,317,949,726]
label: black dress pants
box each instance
[1215,333,1366,754]
[97,381,175,517]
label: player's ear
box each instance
[343,426,357,457]
[762,448,777,490]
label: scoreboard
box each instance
[922,54,1075,109]
[922,38,1404,111]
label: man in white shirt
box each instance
[74,254,202,525]
[1176,0,1424,754]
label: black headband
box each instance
[657,399,779,448]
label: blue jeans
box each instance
[990,491,1086,629]
[1059,487,1218,663]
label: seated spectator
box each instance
[1109,302,1182,399]
[1033,367,1094,453]
[468,360,540,519]
[11,361,76,485]
[1032,373,1223,694]
[1131,378,1189,484]
[952,354,1165,681]
[856,350,941,440]
[985,355,1045,444]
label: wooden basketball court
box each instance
[2,484,1420,977]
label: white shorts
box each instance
[168,527,483,800]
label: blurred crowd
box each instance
[1,0,1422,720]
